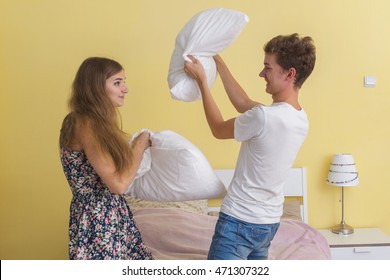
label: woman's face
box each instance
[105,70,128,107]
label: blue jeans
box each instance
[207,212,280,260]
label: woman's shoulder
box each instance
[60,113,92,152]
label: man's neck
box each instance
[272,88,301,110]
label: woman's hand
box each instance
[132,131,151,152]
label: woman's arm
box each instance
[79,122,150,195]
[214,55,260,113]
[184,55,235,139]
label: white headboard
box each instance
[214,167,308,223]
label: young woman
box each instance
[59,57,153,260]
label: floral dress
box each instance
[60,147,154,260]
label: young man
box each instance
[184,33,316,260]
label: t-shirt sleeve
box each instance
[234,106,265,142]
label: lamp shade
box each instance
[327,154,359,187]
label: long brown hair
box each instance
[60,57,133,174]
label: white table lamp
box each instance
[327,153,359,235]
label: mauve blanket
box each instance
[133,208,330,260]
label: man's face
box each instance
[259,53,290,95]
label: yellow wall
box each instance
[1,0,389,259]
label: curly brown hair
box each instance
[264,33,316,88]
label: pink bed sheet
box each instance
[133,208,331,260]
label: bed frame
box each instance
[213,167,308,223]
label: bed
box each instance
[126,167,331,260]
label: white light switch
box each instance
[364,76,376,87]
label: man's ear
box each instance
[287,67,296,81]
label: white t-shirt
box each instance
[220,102,309,224]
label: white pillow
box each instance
[126,130,227,202]
[167,8,249,102]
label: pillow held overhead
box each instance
[167,8,249,102]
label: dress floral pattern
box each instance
[60,147,154,260]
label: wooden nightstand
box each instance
[318,228,390,260]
